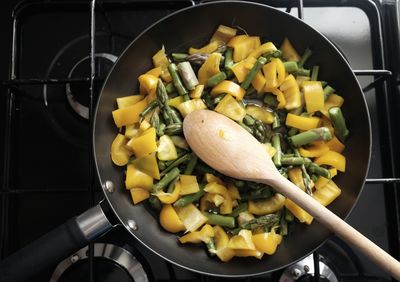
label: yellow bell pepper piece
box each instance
[248,193,286,215]
[110,134,132,166]
[269,88,286,109]
[189,41,220,55]
[210,80,245,100]
[288,167,305,191]
[130,188,150,204]
[189,84,204,99]
[200,193,225,211]
[227,183,241,200]
[168,96,184,109]
[296,75,310,87]
[313,180,341,206]
[280,38,301,61]
[127,127,157,158]
[302,81,324,113]
[179,224,215,244]
[263,59,278,89]
[210,25,237,43]
[139,120,151,132]
[215,94,246,122]
[326,136,345,153]
[125,124,139,139]
[213,226,235,262]
[146,66,162,78]
[235,249,264,259]
[204,182,233,214]
[157,135,177,161]
[112,98,148,128]
[252,230,282,255]
[279,74,302,110]
[116,95,144,109]
[245,105,274,124]
[274,58,286,86]
[248,42,278,59]
[228,229,256,250]
[155,181,181,204]
[125,164,153,190]
[198,53,222,85]
[138,74,158,95]
[228,35,261,62]
[315,169,336,190]
[175,203,208,232]
[251,71,266,93]
[179,175,200,195]
[177,99,207,117]
[299,142,330,158]
[321,94,344,117]
[205,173,224,185]
[285,198,313,224]
[159,204,185,233]
[130,152,160,180]
[152,46,172,82]
[314,150,346,172]
[285,113,320,131]
[231,60,249,83]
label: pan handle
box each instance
[0,204,113,282]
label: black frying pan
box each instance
[0,1,371,280]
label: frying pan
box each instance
[0,1,371,280]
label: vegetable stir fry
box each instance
[111,25,349,261]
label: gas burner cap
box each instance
[50,243,148,282]
[279,253,338,282]
[65,53,117,119]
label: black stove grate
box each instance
[1,0,400,281]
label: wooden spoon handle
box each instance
[268,176,400,280]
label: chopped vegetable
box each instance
[111,25,350,263]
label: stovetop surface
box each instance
[1,0,399,281]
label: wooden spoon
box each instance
[183,109,400,279]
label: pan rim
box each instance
[93,0,372,277]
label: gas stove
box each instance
[1,0,400,281]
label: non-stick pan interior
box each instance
[94,1,371,276]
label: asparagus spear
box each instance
[183,153,198,175]
[272,112,280,129]
[306,162,331,178]
[328,107,349,142]
[283,61,298,73]
[323,85,335,99]
[157,123,166,137]
[152,167,181,193]
[187,53,209,65]
[160,153,190,176]
[243,114,255,126]
[295,68,311,77]
[263,93,278,108]
[281,157,308,166]
[311,65,319,81]
[272,133,282,167]
[171,53,188,62]
[156,79,179,125]
[178,61,199,91]
[207,72,227,88]
[168,63,189,101]
[298,48,312,68]
[150,111,160,130]
[204,212,235,229]
[148,195,162,211]
[173,184,205,207]
[164,123,183,135]
[289,127,332,147]
[240,214,280,230]
[206,238,217,256]
[224,48,234,71]
[293,148,313,195]
[240,188,272,201]
[139,100,158,121]
[241,56,267,90]
[230,202,249,218]
[165,82,176,94]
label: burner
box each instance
[279,253,338,282]
[50,243,148,282]
[65,53,117,119]
[42,33,128,147]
